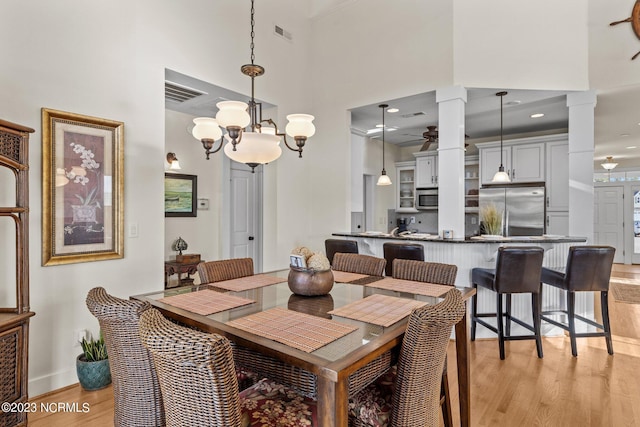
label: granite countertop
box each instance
[332,232,587,244]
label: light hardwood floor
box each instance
[29,265,640,427]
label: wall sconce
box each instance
[166,152,181,170]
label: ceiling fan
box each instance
[410,125,469,151]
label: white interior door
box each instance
[594,186,624,263]
[230,166,258,270]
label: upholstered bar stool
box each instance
[471,246,545,360]
[325,238,358,265]
[382,242,424,276]
[540,246,616,357]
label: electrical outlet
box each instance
[409,216,415,224]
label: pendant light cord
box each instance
[497,91,507,170]
[250,0,255,66]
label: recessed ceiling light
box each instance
[620,133,630,137]
[530,113,545,118]
[505,100,521,106]
[367,128,383,135]
[375,124,383,128]
[387,108,399,113]
[627,146,637,149]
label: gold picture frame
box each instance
[42,108,124,266]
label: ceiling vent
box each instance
[400,111,426,119]
[274,25,293,41]
[165,81,207,103]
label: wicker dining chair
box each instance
[197,257,254,284]
[139,308,318,427]
[391,258,458,426]
[332,253,386,277]
[86,287,165,427]
[392,259,458,286]
[348,289,466,427]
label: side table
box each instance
[164,260,202,289]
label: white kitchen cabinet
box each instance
[547,211,569,235]
[395,161,418,213]
[546,140,569,211]
[414,152,438,188]
[478,141,545,185]
[479,146,510,184]
[511,143,545,182]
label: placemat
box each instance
[226,307,357,353]
[328,294,427,327]
[207,274,286,292]
[331,270,370,283]
[159,289,254,315]
[365,277,453,298]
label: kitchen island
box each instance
[332,232,588,337]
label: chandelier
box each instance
[191,0,315,172]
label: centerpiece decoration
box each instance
[287,246,334,296]
[480,203,503,237]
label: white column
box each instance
[436,86,467,239]
[566,90,596,243]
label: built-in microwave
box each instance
[416,188,438,210]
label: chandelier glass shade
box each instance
[190,0,315,172]
[601,156,618,170]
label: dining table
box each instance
[131,269,475,427]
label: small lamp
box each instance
[166,152,181,170]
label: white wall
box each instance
[453,0,590,90]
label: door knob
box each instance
[248,236,255,241]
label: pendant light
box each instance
[377,104,392,186]
[601,156,618,181]
[492,91,511,183]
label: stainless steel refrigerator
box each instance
[479,183,546,236]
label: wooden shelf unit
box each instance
[0,119,35,427]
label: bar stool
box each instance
[540,246,615,357]
[471,246,544,360]
[325,238,358,265]
[382,242,424,276]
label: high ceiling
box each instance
[166,68,640,170]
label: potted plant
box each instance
[76,332,111,391]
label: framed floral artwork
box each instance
[42,108,124,266]
[164,173,197,217]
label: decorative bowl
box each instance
[287,267,334,296]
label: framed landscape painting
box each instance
[165,173,197,217]
[42,108,124,266]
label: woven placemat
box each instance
[207,274,285,292]
[226,307,357,353]
[331,270,370,283]
[159,289,254,315]
[611,281,640,304]
[365,277,453,297]
[328,294,427,327]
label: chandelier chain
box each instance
[250,0,255,65]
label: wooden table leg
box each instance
[455,303,471,427]
[317,372,347,427]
